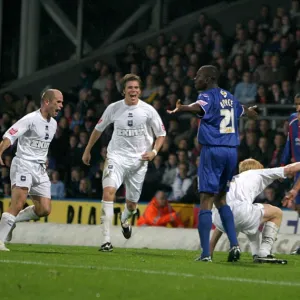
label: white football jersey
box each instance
[3,110,57,163]
[226,167,285,205]
[95,99,166,158]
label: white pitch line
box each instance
[0,259,300,287]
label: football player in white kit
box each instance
[82,74,166,251]
[0,89,63,251]
[210,158,300,263]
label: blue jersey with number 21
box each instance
[196,87,244,147]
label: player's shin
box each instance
[198,210,212,258]
[101,201,114,244]
[258,222,279,257]
[15,205,39,222]
[218,205,239,247]
[0,212,16,242]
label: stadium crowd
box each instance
[1,2,300,207]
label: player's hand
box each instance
[82,151,91,166]
[141,151,156,161]
[246,105,258,119]
[282,189,297,208]
[167,100,182,114]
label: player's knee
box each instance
[274,207,283,219]
[35,202,51,217]
[103,187,116,202]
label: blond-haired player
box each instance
[210,158,300,263]
[82,74,166,251]
[0,89,63,251]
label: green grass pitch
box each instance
[0,244,299,300]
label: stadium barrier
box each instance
[1,198,300,233]
[9,223,300,255]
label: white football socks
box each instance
[247,230,261,256]
[0,213,16,242]
[258,222,279,257]
[15,205,39,222]
[101,201,114,244]
[121,204,135,224]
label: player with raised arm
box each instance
[82,74,166,252]
[210,158,300,264]
[167,65,257,262]
[0,89,63,251]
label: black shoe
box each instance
[120,219,132,239]
[254,256,287,265]
[228,246,241,262]
[99,242,113,252]
[291,247,300,255]
[195,256,212,262]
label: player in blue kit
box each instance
[168,65,257,262]
[281,95,300,255]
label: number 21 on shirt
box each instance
[219,108,235,134]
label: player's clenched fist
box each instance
[82,151,91,165]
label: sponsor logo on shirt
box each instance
[116,126,146,137]
[9,128,18,135]
[30,140,50,149]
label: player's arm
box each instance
[283,162,300,177]
[0,139,12,165]
[82,106,113,166]
[210,228,223,258]
[142,108,166,161]
[283,174,300,207]
[167,100,204,116]
[0,116,30,165]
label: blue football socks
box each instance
[198,210,212,258]
[218,204,238,248]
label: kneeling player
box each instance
[210,158,300,263]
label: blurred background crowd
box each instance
[1,1,300,208]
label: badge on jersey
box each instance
[45,133,49,140]
[220,90,227,98]
[9,128,18,135]
[128,120,133,127]
[128,113,133,118]
[45,125,49,131]
[21,175,26,181]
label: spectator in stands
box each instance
[137,186,184,227]
[258,186,282,207]
[171,162,192,202]
[162,153,178,187]
[234,71,257,104]
[50,171,65,199]
[269,133,286,167]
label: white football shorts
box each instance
[10,157,51,198]
[102,155,148,202]
[213,202,264,236]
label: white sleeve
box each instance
[94,105,113,132]
[3,116,30,144]
[149,108,166,137]
[251,167,285,190]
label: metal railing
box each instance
[239,104,295,131]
